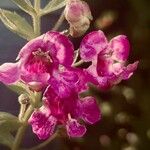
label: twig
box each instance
[52,11,65,31]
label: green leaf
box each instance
[42,0,66,15]
[0,132,14,148]
[0,112,21,131]
[8,82,30,95]
[0,112,21,148]
[0,9,36,40]
[10,0,35,14]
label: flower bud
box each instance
[65,0,93,37]
[18,94,29,105]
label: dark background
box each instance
[0,0,150,149]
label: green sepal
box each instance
[42,0,66,15]
[7,82,31,95]
[0,9,36,40]
[0,112,21,131]
[10,0,35,15]
[0,112,22,148]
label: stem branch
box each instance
[72,60,85,67]
[33,0,41,36]
[12,105,34,150]
[52,11,65,31]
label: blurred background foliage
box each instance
[0,0,150,150]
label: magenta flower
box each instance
[49,67,95,98]
[80,30,139,89]
[0,31,74,91]
[29,85,101,139]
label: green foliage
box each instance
[8,82,31,95]
[0,9,36,40]
[42,0,66,15]
[0,112,21,148]
[10,0,35,15]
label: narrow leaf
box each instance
[10,0,35,14]
[0,112,21,131]
[0,9,36,40]
[0,132,14,148]
[42,0,66,15]
[0,112,21,148]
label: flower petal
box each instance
[0,63,20,84]
[66,118,87,137]
[97,55,114,76]
[79,97,101,124]
[121,61,139,80]
[80,30,108,61]
[86,64,114,90]
[97,54,124,77]
[18,32,74,67]
[29,107,57,140]
[21,72,50,91]
[108,35,130,62]
[44,31,74,66]
[49,77,72,98]
[49,67,87,98]
[17,35,44,60]
[59,67,91,93]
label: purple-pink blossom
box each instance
[0,31,74,91]
[80,30,139,89]
[0,29,138,140]
[29,85,101,139]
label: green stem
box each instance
[72,60,84,67]
[18,104,26,121]
[52,11,65,31]
[12,105,34,150]
[33,0,41,36]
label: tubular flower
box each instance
[64,0,93,37]
[80,30,139,89]
[29,85,101,139]
[0,31,74,91]
[49,66,96,98]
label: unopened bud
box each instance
[18,94,29,105]
[65,0,93,37]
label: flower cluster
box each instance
[0,0,138,141]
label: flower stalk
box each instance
[33,0,41,36]
[12,105,34,150]
[52,11,65,31]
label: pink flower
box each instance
[64,0,93,37]
[0,31,74,91]
[49,67,95,98]
[80,30,139,89]
[29,85,101,139]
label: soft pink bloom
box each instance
[29,85,101,139]
[64,0,93,37]
[80,30,139,89]
[0,31,74,91]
